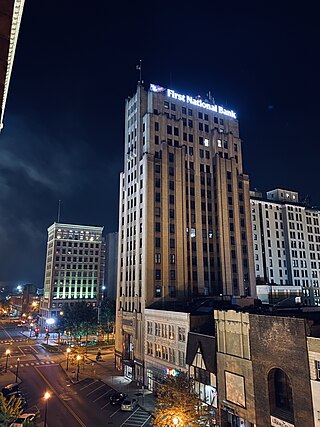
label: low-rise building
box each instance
[307,337,320,427]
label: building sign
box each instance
[164,368,180,377]
[150,84,237,119]
[270,416,294,427]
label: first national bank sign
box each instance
[150,84,237,119]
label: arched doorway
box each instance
[268,368,294,424]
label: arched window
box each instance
[268,368,294,422]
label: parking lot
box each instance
[72,378,152,426]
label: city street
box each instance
[0,320,152,426]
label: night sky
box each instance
[0,2,318,287]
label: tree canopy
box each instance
[0,393,23,427]
[151,372,215,427]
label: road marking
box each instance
[141,416,152,426]
[86,383,105,396]
[119,408,140,426]
[100,400,110,409]
[17,346,26,356]
[34,367,87,427]
[110,407,120,417]
[93,389,112,402]
[80,380,97,391]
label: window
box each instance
[268,368,293,417]
[178,327,186,342]
[155,253,161,264]
[147,321,153,335]
[316,360,320,380]
[155,269,161,280]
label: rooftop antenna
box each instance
[136,59,143,84]
[57,200,61,223]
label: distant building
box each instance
[40,223,104,321]
[0,0,25,131]
[21,283,38,314]
[251,189,320,306]
[105,232,118,301]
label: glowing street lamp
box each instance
[5,349,10,372]
[173,417,179,425]
[43,392,51,427]
[76,355,81,381]
[66,347,71,371]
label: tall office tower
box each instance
[40,223,104,321]
[115,84,255,381]
[251,189,320,306]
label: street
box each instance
[0,320,152,427]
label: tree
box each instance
[151,372,215,427]
[100,298,115,340]
[0,393,23,427]
[62,302,98,349]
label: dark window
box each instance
[182,107,186,114]
[171,103,176,111]
[155,269,161,280]
[199,122,203,131]
[198,112,203,119]
[155,122,159,131]
[268,369,294,421]
[167,125,172,135]
[189,134,194,143]
[188,109,193,116]
[188,119,193,128]
[174,127,179,136]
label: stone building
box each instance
[214,309,317,427]
[116,82,256,381]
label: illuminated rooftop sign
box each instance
[150,84,237,119]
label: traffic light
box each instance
[35,327,39,337]
[45,327,49,334]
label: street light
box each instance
[172,417,179,425]
[15,357,20,382]
[5,349,10,372]
[76,355,81,381]
[66,347,71,371]
[43,392,51,427]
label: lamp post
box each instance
[43,392,51,427]
[76,355,81,381]
[15,357,20,382]
[5,349,10,372]
[30,322,34,337]
[66,347,71,371]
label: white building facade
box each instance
[250,189,320,306]
[144,308,189,392]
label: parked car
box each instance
[9,413,36,427]
[5,391,27,410]
[109,392,127,405]
[121,398,137,411]
[1,383,19,397]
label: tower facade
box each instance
[115,84,255,381]
[251,189,320,306]
[40,222,104,321]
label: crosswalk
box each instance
[120,408,151,427]
[0,338,28,343]
[10,360,57,368]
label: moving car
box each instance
[109,392,127,405]
[121,398,137,411]
[9,413,36,427]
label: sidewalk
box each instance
[61,349,156,414]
